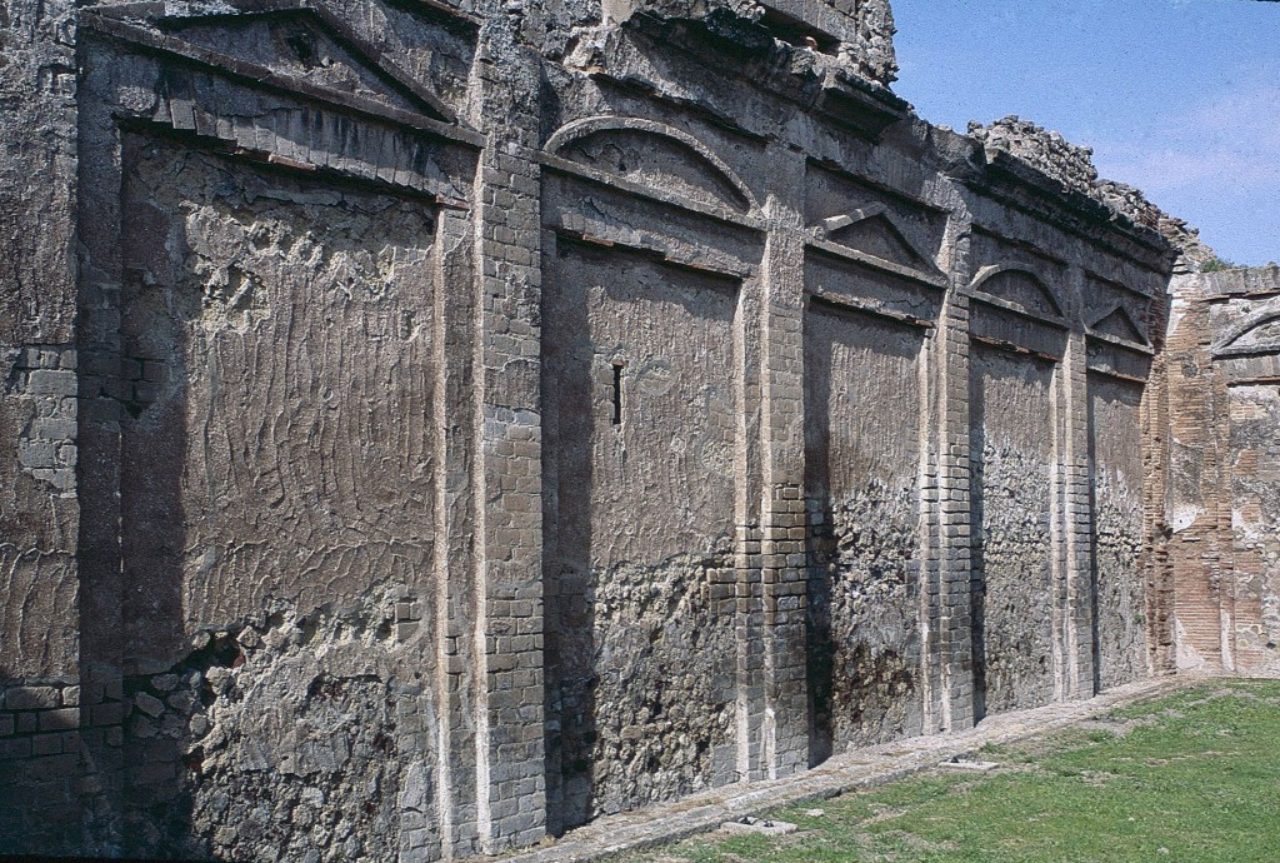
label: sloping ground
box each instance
[622,681,1280,863]
[496,678,1204,863]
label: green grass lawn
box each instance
[621,681,1280,863]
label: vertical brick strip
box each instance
[469,19,547,854]
[757,145,810,778]
[734,258,764,781]
[1164,279,1228,672]
[1143,282,1176,675]
[1062,323,1096,698]
[935,205,975,733]
[432,207,479,860]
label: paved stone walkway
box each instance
[494,675,1202,863]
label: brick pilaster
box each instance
[1061,323,1097,699]
[755,145,810,778]
[431,207,481,861]
[934,205,975,733]
[468,18,547,855]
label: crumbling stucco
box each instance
[543,244,739,829]
[3,0,1260,858]
[970,347,1056,718]
[1228,386,1280,669]
[1088,377,1148,689]
[970,116,1216,270]
[117,592,436,862]
[805,308,924,757]
[118,135,438,667]
[0,4,83,849]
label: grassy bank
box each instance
[620,681,1280,863]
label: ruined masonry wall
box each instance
[1165,266,1280,678]
[0,0,1198,860]
[0,0,83,853]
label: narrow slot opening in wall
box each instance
[612,361,624,426]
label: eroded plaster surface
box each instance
[2,0,1253,859]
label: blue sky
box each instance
[893,0,1280,265]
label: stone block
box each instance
[91,702,124,727]
[36,708,80,733]
[32,734,63,756]
[25,369,77,396]
[133,692,164,718]
[0,738,31,760]
[4,687,60,710]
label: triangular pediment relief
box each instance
[1217,313,1280,357]
[546,117,758,214]
[95,2,456,123]
[819,205,936,273]
[969,265,1063,319]
[1090,305,1148,345]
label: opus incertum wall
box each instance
[0,0,1210,859]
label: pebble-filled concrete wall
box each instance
[3,0,1259,860]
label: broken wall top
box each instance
[968,115,1211,270]
[1176,264,1280,300]
[604,0,897,84]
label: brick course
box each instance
[0,0,1263,860]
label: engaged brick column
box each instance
[933,203,975,733]
[1142,286,1176,675]
[756,145,810,778]
[469,19,546,854]
[1163,283,1230,672]
[429,206,482,861]
[1061,322,1097,699]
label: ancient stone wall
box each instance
[0,0,83,852]
[542,244,741,828]
[1164,265,1280,678]
[0,0,1209,859]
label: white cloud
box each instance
[1093,66,1280,195]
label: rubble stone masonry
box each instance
[0,0,1268,859]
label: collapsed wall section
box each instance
[601,0,897,84]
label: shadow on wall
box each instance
[122,204,195,859]
[968,382,989,724]
[0,667,91,856]
[104,130,199,853]
[804,306,927,765]
[73,135,438,860]
[542,250,601,834]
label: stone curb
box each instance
[493,675,1206,863]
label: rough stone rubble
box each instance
[0,0,1274,861]
[968,116,1217,268]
